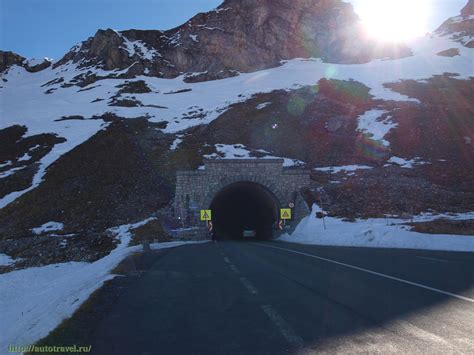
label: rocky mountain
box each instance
[0,51,25,72]
[436,0,474,47]
[30,0,409,85]
[0,51,52,73]
[0,0,473,270]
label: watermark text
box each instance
[8,344,92,353]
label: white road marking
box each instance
[416,256,456,264]
[252,243,474,303]
[223,256,231,264]
[261,305,304,347]
[239,277,258,295]
[229,264,239,274]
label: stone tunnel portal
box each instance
[210,181,280,240]
[174,159,311,241]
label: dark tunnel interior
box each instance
[209,181,279,240]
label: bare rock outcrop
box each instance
[53,0,411,85]
[436,0,474,47]
[0,51,25,73]
[0,50,52,74]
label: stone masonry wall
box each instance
[174,159,311,230]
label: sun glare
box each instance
[353,0,432,42]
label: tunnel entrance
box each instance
[174,159,310,241]
[209,181,280,240]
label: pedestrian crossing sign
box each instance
[200,209,212,221]
[280,208,291,220]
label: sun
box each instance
[352,0,432,42]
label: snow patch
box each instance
[18,153,31,161]
[189,34,199,43]
[170,135,184,150]
[314,165,373,173]
[32,221,64,235]
[447,15,474,24]
[387,156,430,168]
[279,204,474,252]
[357,109,396,147]
[184,71,208,79]
[213,7,232,14]
[0,160,12,168]
[0,254,15,266]
[120,37,161,60]
[196,25,224,31]
[256,102,271,110]
[204,144,305,167]
[168,32,182,47]
[0,166,27,179]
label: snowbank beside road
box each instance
[0,219,207,352]
[279,204,474,252]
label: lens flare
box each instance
[286,86,318,116]
[356,133,389,160]
[353,0,431,42]
[325,66,337,79]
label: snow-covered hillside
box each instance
[1,34,472,209]
[0,1,473,351]
[0,0,473,272]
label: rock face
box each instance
[0,51,25,73]
[0,51,52,73]
[25,59,52,72]
[436,0,474,47]
[461,0,474,16]
[53,0,410,84]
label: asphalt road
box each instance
[85,241,474,354]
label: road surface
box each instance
[51,241,474,354]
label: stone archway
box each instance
[202,174,286,210]
[174,159,311,240]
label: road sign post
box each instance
[201,210,213,240]
[280,208,292,220]
[200,209,212,221]
[317,195,327,230]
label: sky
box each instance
[0,0,468,59]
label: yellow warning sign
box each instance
[280,208,292,220]
[200,209,212,221]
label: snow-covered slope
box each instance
[0,1,473,271]
[1,33,472,209]
[280,204,474,251]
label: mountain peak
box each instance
[0,50,52,73]
[51,0,410,86]
[0,51,25,72]
[461,0,474,16]
[436,0,474,47]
